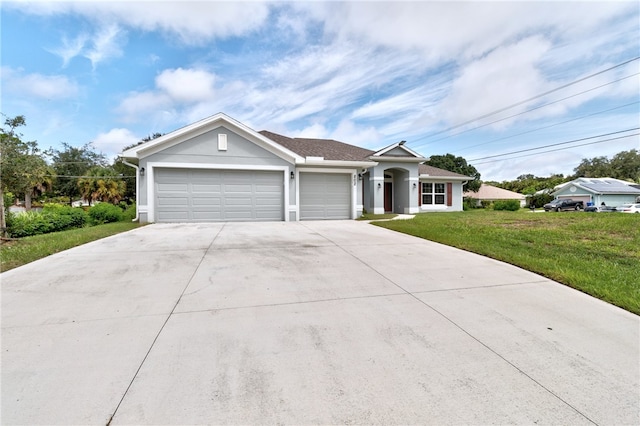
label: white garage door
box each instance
[155,168,283,222]
[299,173,351,220]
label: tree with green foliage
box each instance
[426,154,481,192]
[1,115,57,238]
[50,142,107,205]
[573,150,640,182]
[77,166,126,205]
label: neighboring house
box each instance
[552,177,640,207]
[120,113,470,223]
[463,184,527,207]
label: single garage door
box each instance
[155,168,283,222]
[299,172,351,220]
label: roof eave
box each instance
[298,159,378,168]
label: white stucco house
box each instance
[120,113,469,223]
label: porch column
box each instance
[371,167,385,214]
[407,174,420,214]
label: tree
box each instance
[50,143,107,205]
[573,156,613,178]
[1,115,57,234]
[426,154,481,192]
[77,166,126,205]
[610,150,640,182]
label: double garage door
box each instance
[155,168,283,222]
[155,168,352,222]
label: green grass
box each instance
[374,210,640,315]
[1,222,145,272]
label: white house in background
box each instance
[463,184,527,207]
[552,177,640,207]
[120,113,470,223]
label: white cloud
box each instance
[48,34,88,68]
[85,24,126,69]
[155,68,216,103]
[12,1,271,44]
[440,36,552,130]
[1,67,79,99]
[92,128,139,156]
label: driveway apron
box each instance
[2,221,638,425]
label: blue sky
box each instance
[2,1,639,181]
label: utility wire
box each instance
[471,134,639,166]
[410,56,640,144]
[469,128,639,162]
[414,73,639,148]
[455,101,640,154]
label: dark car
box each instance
[543,198,584,212]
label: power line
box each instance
[410,56,640,144]
[472,133,639,165]
[415,73,639,148]
[45,175,135,179]
[469,128,639,162]
[455,101,640,154]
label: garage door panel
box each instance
[300,173,351,220]
[155,168,283,222]
[157,196,188,206]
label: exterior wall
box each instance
[592,194,639,207]
[368,162,420,214]
[384,147,413,157]
[138,127,295,222]
[419,179,463,212]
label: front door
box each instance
[384,182,393,212]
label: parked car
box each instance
[543,198,584,212]
[584,205,618,213]
[617,203,640,213]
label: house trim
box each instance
[145,162,291,223]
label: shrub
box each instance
[42,204,88,228]
[480,200,492,209]
[463,197,479,211]
[493,199,521,211]
[88,203,124,224]
[122,202,137,222]
[7,211,55,238]
[7,205,89,238]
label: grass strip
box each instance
[1,222,145,272]
[374,210,640,315]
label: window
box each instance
[422,182,445,205]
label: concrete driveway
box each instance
[2,221,638,425]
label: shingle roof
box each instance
[260,130,471,179]
[259,130,374,161]
[419,164,470,179]
[464,184,525,200]
[573,178,640,195]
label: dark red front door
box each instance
[384,182,393,212]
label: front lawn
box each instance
[1,222,144,272]
[373,210,640,315]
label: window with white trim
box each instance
[422,182,445,205]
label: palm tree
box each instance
[78,166,126,205]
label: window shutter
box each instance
[446,182,452,206]
[418,182,422,206]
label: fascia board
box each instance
[119,112,303,164]
[370,156,428,163]
[373,142,425,159]
[419,174,469,181]
[299,160,378,168]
